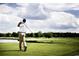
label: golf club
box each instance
[24,23,33,33]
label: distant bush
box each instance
[0,32,79,37]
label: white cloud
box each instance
[0,3,79,33]
[48,12,76,24]
[0,4,15,14]
[0,14,22,33]
[16,3,29,7]
[15,6,28,18]
[26,12,78,33]
[0,4,29,18]
[42,3,79,12]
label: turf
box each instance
[0,38,79,56]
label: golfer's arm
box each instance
[17,22,21,27]
[17,23,19,27]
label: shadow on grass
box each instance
[62,49,79,56]
[0,50,19,52]
[26,41,79,45]
[26,40,79,46]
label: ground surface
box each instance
[0,37,79,56]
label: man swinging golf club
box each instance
[17,18,31,51]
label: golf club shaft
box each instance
[24,24,33,33]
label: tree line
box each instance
[0,32,79,38]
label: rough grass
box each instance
[0,37,79,56]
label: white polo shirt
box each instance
[19,22,26,33]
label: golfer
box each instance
[17,18,27,51]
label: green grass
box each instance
[0,37,79,56]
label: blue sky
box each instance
[0,3,79,33]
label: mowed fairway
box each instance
[0,38,79,56]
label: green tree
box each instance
[5,33,11,37]
[0,33,5,37]
[37,31,43,37]
[11,32,18,37]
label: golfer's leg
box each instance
[23,35,27,47]
[19,40,21,50]
[19,33,21,50]
[23,34,27,51]
[19,33,23,51]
